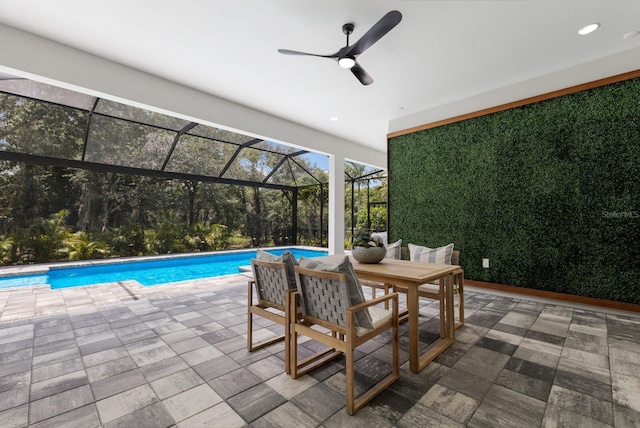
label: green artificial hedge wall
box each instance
[388,77,640,304]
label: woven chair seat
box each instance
[356,307,393,337]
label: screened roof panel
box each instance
[0,74,345,188]
[95,99,192,131]
[251,140,299,155]
[296,152,328,170]
[266,159,296,186]
[164,134,237,176]
[187,125,254,144]
[292,153,328,185]
[345,162,385,181]
[221,146,280,182]
[289,157,329,186]
[0,93,87,159]
[85,115,175,169]
[0,79,95,110]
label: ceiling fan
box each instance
[278,10,402,86]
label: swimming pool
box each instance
[0,247,328,290]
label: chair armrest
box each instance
[347,292,398,313]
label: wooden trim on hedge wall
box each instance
[387,69,640,139]
[466,279,640,314]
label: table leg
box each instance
[414,273,456,372]
[407,284,420,373]
[445,273,455,339]
[455,270,464,330]
[438,281,445,338]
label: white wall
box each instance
[0,23,387,254]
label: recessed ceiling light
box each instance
[578,23,600,35]
[623,30,640,40]
[330,117,338,121]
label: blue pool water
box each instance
[0,248,327,290]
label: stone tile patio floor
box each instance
[0,272,639,427]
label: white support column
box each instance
[328,154,345,255]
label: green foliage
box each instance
[205,224,230,251]
[6,210,72,264]
[0,236,14,265]
[356,205,386,231]
[352,232,384,248]
[34,210,72,261]
[59,231,111,260]
[227,232,252,249]
[104,224,146,256]
[344,162,387,233]
[297,184,327,246]
[179,222,231,252]
[389,77,640,304]
[145,221,188,254]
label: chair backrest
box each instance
[251,258,290,308]
[294,266,350,328]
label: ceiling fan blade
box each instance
[277,49,339,59]
[351,64,373,86]
[346,10,402,57]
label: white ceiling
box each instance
[0,0,639,153]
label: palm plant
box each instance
[205,224,229,250]
[60,231,110,260]
[0,236,14,265]
[36,210,72,261]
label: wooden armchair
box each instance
[290,265,399,415]
[247,258,296,373]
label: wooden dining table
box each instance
[319,255,463,373]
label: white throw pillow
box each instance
[371,231,388,246]
[408,243,454,264]
[385,239,402,259]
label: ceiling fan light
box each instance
[578,23,600,35]
[338,56,356,69]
